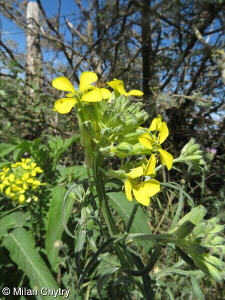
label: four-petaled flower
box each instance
[139,115,173,171]
[124,164,160,206]
[107,79,143,96]
[52,72,111,114]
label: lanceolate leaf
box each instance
[0,143,17,158]
[2,227,60,299]
[45,185,76,270]
[108,192,153,252]
[0,211,26,237]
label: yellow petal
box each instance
[128,90,143,96]
[139,133,153,149]
[81,89,103,102]
[145,154,156,176]
[142,179,160,197]
[79,72,98,92]
[19,194,26,203]
[117,82,128,95]
[149,115,162,131]
[132,185,150,206]
[66,93,74,97]
[107,79,121,90]
[158,122,169,144]
[124,178,133,201]
[9,173,15,182]
[100,88,111,99]
[53,98,77,114]
[127,166,144,179]
[5,187,11,195]
[52,77,76,93]
[158,149,173,170]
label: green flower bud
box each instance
[170,206,207,235]
[112,125,124,134]
[125,116,138,127]
[182,155,203,161]
[188,242,208,255]
[99,145,115,156]
[187,144,202,155]
[206,236,225,246]
[135,110,149,124]
[123,129,145,144]
[180,138,195,155]
[82,120,95,137]
[193,255,223,281]
[208,224,224,234]
[111,112,126,126]
[102,109,113,124]
[100,127,112,139]
[114,95,129,111]
[173,220,196,239]
[128,102,142,114]
[192,222,207,237]
[203,254,224,270]
[116,142,133,153]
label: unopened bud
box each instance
[173,220,196,239]
[116,142,133,153]
[82,120,95,136]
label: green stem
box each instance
[93,149,155,298]
[126,202,139,233]
[0,205,21,218]
[93,151,118,236]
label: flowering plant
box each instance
[48,71,225,298]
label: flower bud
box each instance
[193,255,223,281]
[82,120,95,137]
[99,145,115,157]
[173,220,196,239]
[192,222,207,237]
[116,142,133,153]
[170,206,207,235]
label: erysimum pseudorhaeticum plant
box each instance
[51,71,225,299]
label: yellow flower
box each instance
[124,164,160,206]
[139,115,173,170]
[107,79,143,96]
[52,72,111,114]
[19,194,26,203]
[0,159,44,204]
[0,167,10,180]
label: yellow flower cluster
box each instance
[0,158,43,204]
[124,115,173,206]
[52,72,172,206]
[52,72,143,114]
[139,114,173,171]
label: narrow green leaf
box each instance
[0,143,17,157]
[0,211,27,237]
[154,266,203,279]
[97,267,120,300]
[45,185,75,270]
[161,182,194,207]
[108,192,153,251]
[2,227,61,299]
[169,184,184,231]
[124,244,162,276]
[75,230,87,274]
[78,237,117,288]
[191,276,205,300]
